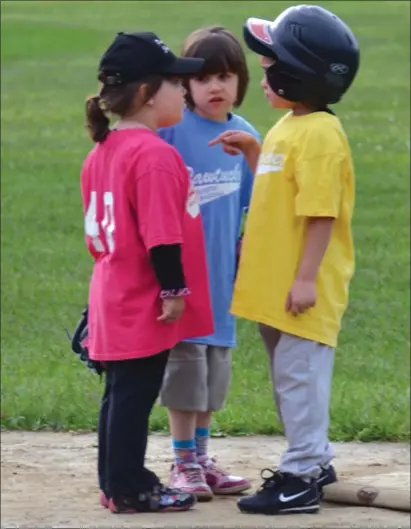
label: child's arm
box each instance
[296,218,335,282]
[240,139,260,175]
[150,244,188,323]
[286,217,334,316]
[286,149,344,316]
[133,149,190,323]
[240,128,261,209]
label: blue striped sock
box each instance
[172,439,197,466]
[195,428,210,458]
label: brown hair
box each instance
[85,74,163,143]
[181,26,249,110]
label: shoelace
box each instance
[182,465,204,484]
[257,468,285,493]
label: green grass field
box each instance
[1,1,410,441]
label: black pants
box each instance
[98,350,170,497]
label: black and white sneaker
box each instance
[317,465,338,497]
[237,469,320,515]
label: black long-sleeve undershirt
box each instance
[149,244,186,292]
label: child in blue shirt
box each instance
[158,26,260,501]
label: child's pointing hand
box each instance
[209,130,256,154]
[209,131,261,173]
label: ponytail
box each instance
[84,76,164,142]
[85,96,110,143]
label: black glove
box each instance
[65,306,105,376]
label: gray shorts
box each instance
[159,342,232,412]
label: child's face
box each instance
[260,56,294,110]
[152,78,186,128]
[189,72,239,122]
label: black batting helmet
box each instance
[243,5,360,107]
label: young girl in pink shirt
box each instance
[81,31,213,514]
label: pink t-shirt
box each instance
[81,128,214,362]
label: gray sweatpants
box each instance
[259,324,335,479]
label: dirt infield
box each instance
[1,431,410,528]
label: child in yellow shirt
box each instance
[210,4,360,516]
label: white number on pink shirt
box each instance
[85,191,115,253]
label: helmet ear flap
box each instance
[266,63,340,107]
[266,64,303,102]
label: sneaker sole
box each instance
[110,505,195,513]
[239,503,320,515]
[195,490,214,502]
[173,486,213,502]
[108,500,196,514]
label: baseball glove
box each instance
[65,306,105,376]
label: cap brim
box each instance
[243,17,276,57]
[163,57,205,76]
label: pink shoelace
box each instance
[181,464,205,483]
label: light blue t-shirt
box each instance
[159,109,260,348]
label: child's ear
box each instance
[139,83,154,105]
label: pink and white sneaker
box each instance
[198,455,251,495]
[170,462,213,501]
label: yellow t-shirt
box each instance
[231,111,355,348]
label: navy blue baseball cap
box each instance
[99,31,205,85]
